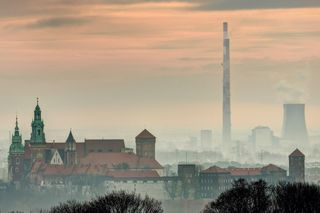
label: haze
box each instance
[0,0,320,149]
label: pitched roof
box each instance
[107,170,160,178]
[290,149,305,157]
[66,131,76,144]
[136,129,156,139]
[261,164,286,173]
[78,152,163,170]
[84,139,125,153]
[226,167,262,176]
[201,166,230,174]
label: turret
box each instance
[135,129,156,159]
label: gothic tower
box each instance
[65,130,77,166]
[30,98,46,144]
[135,129,156,159]
[8,116,25,186]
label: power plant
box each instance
[222,22,231,144]
[282,103,309,144]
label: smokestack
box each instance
[223,22,231,143]
[282,103,309,143]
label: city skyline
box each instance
[0,1,320,144]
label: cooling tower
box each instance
[282,104,309,143]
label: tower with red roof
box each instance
[289,148,305,182]
[135,129,156,159]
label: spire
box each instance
[35,97,41,113]
[10,116,24,154]
[14,115,19,135]
[66,130,76,144]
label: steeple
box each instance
[65,130,77,166]
[8,116,25,184]
[14,115,19,136]
[30,98,46,144]
[66,130,76,149]
[9,116,24,154]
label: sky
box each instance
[0,0,320,147]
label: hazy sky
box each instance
[0,0,319,145]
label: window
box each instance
[37,129,41,136]
[16,158,20,165]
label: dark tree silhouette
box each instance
[272,182,320,213]
[48,191,163,213]
[203,180,320,213]
[203,179,271,213]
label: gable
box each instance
[50,150,64,165]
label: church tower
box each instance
[135,129,156,159]
[65,130,77,166]
[30,98,46,144]
[8,116,25,186]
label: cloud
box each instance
[70,0,320,10]
[276,80,306,103]
[27,17,91,29]
[190,0,320,10]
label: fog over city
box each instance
[0,1,320,212]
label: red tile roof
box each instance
[136,129,156,139]
[289,149,305,157]
[201,166,230,174]
[79,152,163,170]
[107,170,160,178]
[226,167,262,176]
[84,139,125,153]
[261,164,286,173]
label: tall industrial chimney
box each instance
[282,104,309,143]
[223,22,231,143]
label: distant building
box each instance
[178,164,197,199]
[200,130,213,150]
[199,166,231,198]
[249,126,276,149]
[289,149,305,182]
[199,164,287,199]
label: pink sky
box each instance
[0,1,319,143]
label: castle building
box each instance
[199,164,287,199]
[289,148,305,182]
[7,100,163,186]
[8,117,25,186]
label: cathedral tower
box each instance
[30,98,46,144]
[8,116,25,185]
